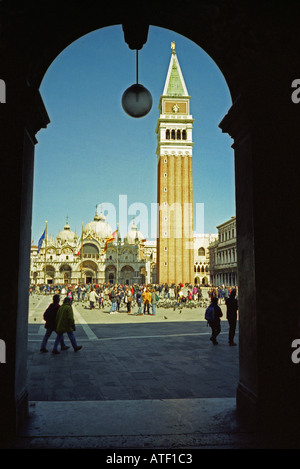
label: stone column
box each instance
[220,87,300,438]
[0,72,49,436]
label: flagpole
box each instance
[80,222,83,284]
[116,222,119,285]
[44,220,47,285]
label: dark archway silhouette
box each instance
[0,1,299,447]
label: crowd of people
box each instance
[34,282,238,353]
[29,283,237,307]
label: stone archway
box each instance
[0,1,299,442]
[81,260,98,284]
[120,265,134,285]
[44,265,55,284]
[105,265,116,284]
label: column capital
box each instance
[25,88,50,144]
[219,95,250,149]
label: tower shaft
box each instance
[156,43,194,285]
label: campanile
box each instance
[156,42,194,285]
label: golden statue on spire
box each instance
[171,41,176,51]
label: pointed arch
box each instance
[198,247,205,256]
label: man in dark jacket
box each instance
[52,297,82,354]
[209,296,223,345]
[40,294,69,352]
[225,289,238,346]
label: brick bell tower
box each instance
[156,42,194,285]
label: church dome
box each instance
[83,212,113,240]
[57,221,76,243]
[125,222,145,245]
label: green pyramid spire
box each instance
[166,60,185,96]
[163,42,189,97]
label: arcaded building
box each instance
[208,216,238,286]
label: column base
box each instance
[236,381,258,427]
[237,381,300,447]
[16,390,29,433]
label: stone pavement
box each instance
[27,295,239,402]
[9,294,267,449]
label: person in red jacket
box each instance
[40,294,69,353]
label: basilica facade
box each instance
[30,210,220,287]
[30,211,156,286]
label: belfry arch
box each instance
[0,2,299,446]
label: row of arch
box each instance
[165,129,187,140]
[40,262,138,274]
[194,264,208,273]
[194,276,208,285]
[45,243,136,256]
[32,262,143,285]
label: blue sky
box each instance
[32,25,235,243]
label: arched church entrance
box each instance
[120,265,134,285]
[44,265,55,284]
[105,265,116,284]
[82,260,98,284]
[59,264,72,284]
[0,3,299,446]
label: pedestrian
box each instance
[110,287,117,314]
[178,288,185,303]
[40,294,69,353]
[223,286,229,302]
[88,287,99,309]
[225,288,238,345]
[150,288,158,315]
[67,288,73,303]
[116,289,124,312]
[99,289,104,308]
[52,297,82,354]
[135,287,143,316]
[142,287,151,314]
[208,296,223,345]
[76,286,81,301]
[218,286,223,304]
[124,288,132,314]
